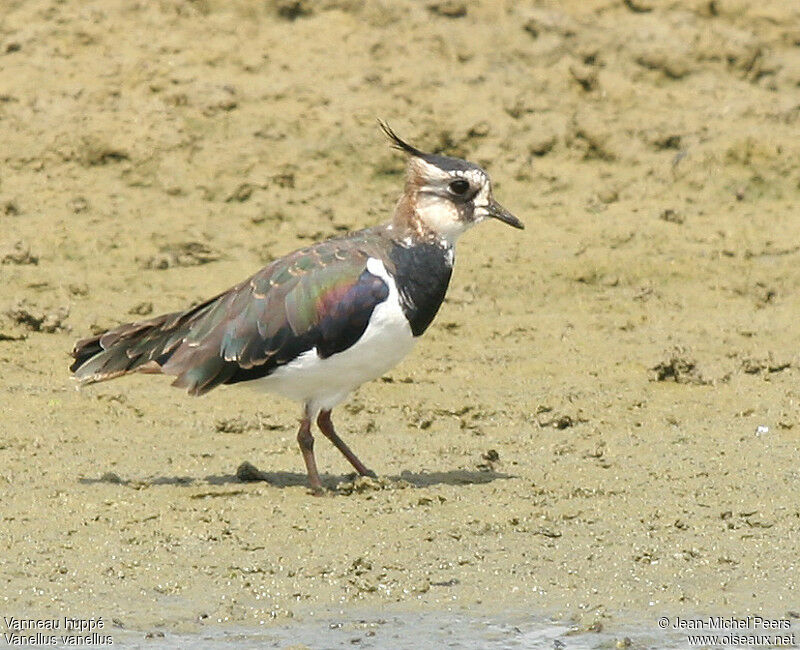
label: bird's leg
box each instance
[316,409,377,478]
[297,408,324,494]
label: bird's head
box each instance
[381,122,524,245]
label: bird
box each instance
[70,123,524,494]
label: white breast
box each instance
[252,258,415,415]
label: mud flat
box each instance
[1,0,799,645]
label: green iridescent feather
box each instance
[71,226,396,395]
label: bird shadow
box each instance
[392,468,514,488]
[79,465,513,491]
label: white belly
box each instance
[253,258,415,414]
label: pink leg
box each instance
[296,406,324,494]
[316,409,376,478]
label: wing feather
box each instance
[71,232,393,396]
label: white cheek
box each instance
[417,195,471,243]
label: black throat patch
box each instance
[389,241,453,337]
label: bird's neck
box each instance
[389,192,458,249]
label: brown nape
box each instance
[391,185,438,242]
[390,191,417,231]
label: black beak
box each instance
[486,198,524,229]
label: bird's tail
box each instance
[70,294,224,392]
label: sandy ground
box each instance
[2,0,800,644]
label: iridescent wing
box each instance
[71,236,390,396]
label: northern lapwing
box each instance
[70,123,524,493]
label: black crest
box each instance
[378,120,477,174]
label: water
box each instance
[105,611,683,649]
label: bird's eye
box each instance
[449,179,470,195]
